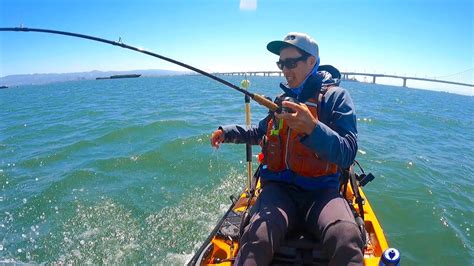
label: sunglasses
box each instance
[276,55,309,70]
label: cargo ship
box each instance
[96,74,141,80]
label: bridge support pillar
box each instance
[372,76,376,84]
[403,78,407,87]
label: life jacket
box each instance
[261,87,338,179]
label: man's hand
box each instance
[210,129,225,148]
[274,101,318,135]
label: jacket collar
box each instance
[279,73,323,102]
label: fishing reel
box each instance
[275,96,299,114]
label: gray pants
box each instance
[235,181,363,266]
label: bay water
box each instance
[1,76,473,265]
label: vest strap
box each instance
[270,119,284,136]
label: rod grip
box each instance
[252,94,278,112]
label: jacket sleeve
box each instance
[300,88,358,168]
[218,115,269,145]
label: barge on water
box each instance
[96,74,141,80]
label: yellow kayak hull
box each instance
[190,178,389,265]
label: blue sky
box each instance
[0,0,473,94]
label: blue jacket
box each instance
[220,71,358,178]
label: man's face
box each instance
[279,47,315,88]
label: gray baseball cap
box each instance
[267,32,319,58]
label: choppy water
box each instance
[1,76,473,265]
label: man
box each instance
[210,32,363,265]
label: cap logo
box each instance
[286,35,296,40]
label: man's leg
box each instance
[305,188,364,266]
[235,182,298,266]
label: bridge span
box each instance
[216,71,473,88]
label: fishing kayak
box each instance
[189,164,391,265]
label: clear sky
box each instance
[0,0,473,94]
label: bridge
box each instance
[216,71,473,88]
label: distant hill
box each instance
[0,69,188,86]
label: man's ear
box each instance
[308,56,317,67]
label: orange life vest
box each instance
[261,95,338,178]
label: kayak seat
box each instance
[272,232,329,265]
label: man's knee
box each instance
[237,218,279,266]
[323,220,364,266]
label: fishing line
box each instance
[0,27,278,111]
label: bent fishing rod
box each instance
[0,27,278,111]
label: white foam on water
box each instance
[53,198,142,264]
[142,168,245,263]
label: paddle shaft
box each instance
[0,27,278,111]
